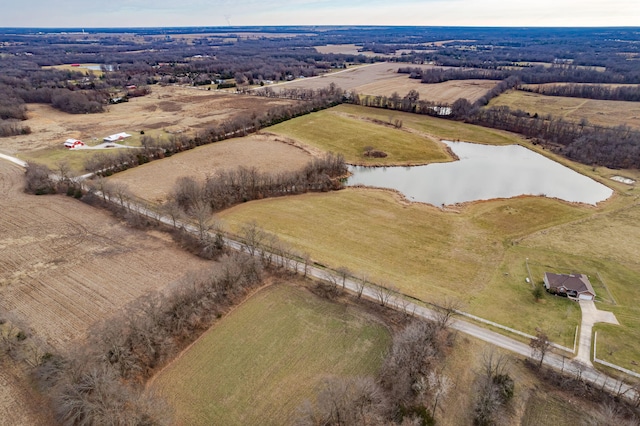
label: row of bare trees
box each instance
[170,153,347,213]
[32,252,264,425]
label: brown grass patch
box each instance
[490,89,640,130]
[108,134,313,203]
[2,86,298,156]
[358,79,499,104]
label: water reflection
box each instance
[347,141,613,206]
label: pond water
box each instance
[346,141,613,206]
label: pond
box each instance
[346,141,613,206]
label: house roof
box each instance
[544,272,596,296]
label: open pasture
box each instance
[219,189,601,347]
[2,85,297,163]
[265,108,452,165]
[152,282,390,426]
[0,160,208,350]
[335,104,525,146]
[490,89,640,130]
[108,134,314,203]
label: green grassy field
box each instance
[151,282,391,426]
[219,189,602,348]
[266,107,452,165]
[335,104,525,146]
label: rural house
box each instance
[543,272,596,301]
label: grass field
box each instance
[217,105,640,360]
[335,104,525,146]
[265,108,452,165]
[108,134,313,203]
[219,189,598,348]
[490,89,640,130]
[152,282,391,426]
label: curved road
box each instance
[1,153,636,400]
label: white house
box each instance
[64,138,85,149]
[103,132,132,142]
[543,272,596,301]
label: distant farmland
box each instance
[152,282,391,425]
[272,62,495,104]
[490,89,640,130]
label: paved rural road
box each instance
[1,154,636,400]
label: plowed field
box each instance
[0,160,207,349]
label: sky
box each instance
[2,0,639,28]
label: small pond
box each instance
[346,141,613,206]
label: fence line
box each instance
[454,310,575,354]
[593,332,640,379]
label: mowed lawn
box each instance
[219,189,600,347]
[152,283,391,426]
[266,108,452,165]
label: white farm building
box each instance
[103,132,132,142]
[64,138,85,149]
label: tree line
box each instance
[84,96,342,177]
[170,153,347,214]
[399,65,640,85]
[521,83,640,102]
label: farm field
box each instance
[265,108,452,165]
[108,134,314,203]
[276,63,496,104]
[151,282,391,426]
[490,89,640,130]
[219,189,596,348]
[0,160,208,349]
[1,85,297,165]
[357,79,499,104]
[335,104,526,146]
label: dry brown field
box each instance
[490,90,640,130]
[271,62,494,104]
[358,79,498,104]
[0,160,208,350]
[108,134,313,203]
[0,86,297,156]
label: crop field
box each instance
[358,79,498,104]
[273,63,495,104]
[2,86,297,165]
[0,160,208,349]
[108,134,314,203]
[151,282,391,426]
[490,89,640,130]
[265,108,452,165]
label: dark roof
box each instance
[544,272,596,296]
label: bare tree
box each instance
[240,221,266,257]
[529,329,551,368]
[160,199,183,228]
[355,272,368,299]
[373,283,395,307]
[336,266,351,289]
[434,297,461,330]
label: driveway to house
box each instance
[576,300,619,365]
